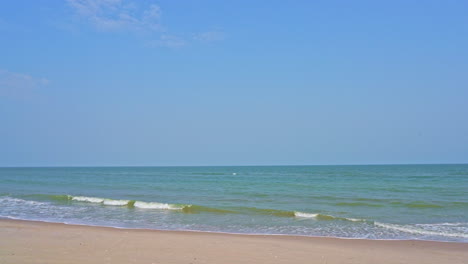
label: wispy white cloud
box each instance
[193,30,225,43]
[0,69,49,98]
[155,34,186,48]
[67,0,162,32]
[67,0,225,48]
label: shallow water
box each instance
[1,165,467,242]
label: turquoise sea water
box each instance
[1,165,467,242]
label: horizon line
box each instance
[0,162,467,168]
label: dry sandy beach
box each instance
[1,219,467,264]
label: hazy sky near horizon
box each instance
[1,0,467,166]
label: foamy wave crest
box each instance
[71,196,105,203]
[103,199,130,206]
[70,196,130,206]
[294,212,318,218]
[375,222,468,238]
[347,217,366,222]
[0,196,46,206]
[68,195,189,210]
[294,211,366,222]
[133,201,186,210]
[416,222,467,227]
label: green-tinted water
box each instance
[1,165,467,241]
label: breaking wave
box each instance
[6,194,367,222]
[133,201,184,210]
[1,194,467,241]
[294,211,365,222]
[374,222,468,238]
[68,195,188,210]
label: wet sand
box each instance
[1,219,467,264]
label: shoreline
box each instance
[1,217,466,243]
[2,219,467,264]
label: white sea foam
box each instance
[374,222,468,238]
[133,201,183,210]
[71,196,104,203]
[416,222,466,227]
[347,218,366,222]
[0,197,46,206]
[70,196,129,206]
[102,199,130,206]
[294,212,318,218]
[294,211,366,222]
[68,195,185,209]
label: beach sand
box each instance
[1,219,467,264]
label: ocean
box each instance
[1,165,467,242]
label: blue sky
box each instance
[1,0,467,166]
